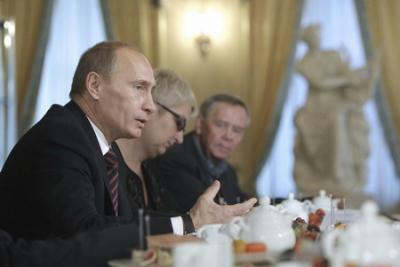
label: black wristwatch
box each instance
[181,213,195,234]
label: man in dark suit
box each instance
[153,94,251,213]
[0,42,256,241]
[0,41,164,240]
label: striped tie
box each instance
[104,148,119,215]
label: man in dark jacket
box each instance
[153,94,251,213]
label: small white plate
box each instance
[108,258,131,267]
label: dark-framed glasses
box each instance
[156,102,186,132]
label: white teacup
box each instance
[196,224,231,244]
[173,242,233,267]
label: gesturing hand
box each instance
[189,181,257,229]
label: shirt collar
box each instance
[193,135,228,178]
[87,117,110,155]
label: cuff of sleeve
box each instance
[170,216,184,235]
[170,214,195,235]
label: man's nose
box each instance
[222,127,234,141]
[144,92,156,114]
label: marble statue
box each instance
[294,24,379,202]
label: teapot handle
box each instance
[196,227,207,239]
[322,228,340,260]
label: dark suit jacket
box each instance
[150,132,248,213]
[0,101,172,240]
[0,224,140,267]
[124,160,179,213]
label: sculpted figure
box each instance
[294,24,378,198]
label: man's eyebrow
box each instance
[133,79,151,85]
[233,125,245,130]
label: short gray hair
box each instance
[199,94,250,122]
[152,69,198,117]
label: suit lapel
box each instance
[65,101,115,214]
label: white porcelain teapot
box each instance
[312,190,338,212]
[277,192,312,222]
[225,197,295,253]
[323,201,400,267]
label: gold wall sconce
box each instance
[184,8,224,57]
[195,33,211,57]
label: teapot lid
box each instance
[259,196,271,206]
[281,193,303,207]
[318,190,327,198]
[359,201,382,227]
[279,193,310,222]
[362,200,378,219]
[246,196,291,225]
[313,189,330,202]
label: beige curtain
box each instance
[239,0,303,194]
[360,0,400,172]
[101,0,159,65]
[0,0,51,132]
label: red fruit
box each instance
[309,212,324,226]
[308,213,319,225]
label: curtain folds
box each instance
[100,0,304,194]
[0,0,53,136]
[100,0,159,65]
[355,0,400,176]
[240,0,303,194]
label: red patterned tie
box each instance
[104,148,119,215]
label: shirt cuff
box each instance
[170,216,184,235]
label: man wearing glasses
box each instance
[152,94,251,213]
[157,102,187,132]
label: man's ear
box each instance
[195,117,204,135]
[86,72,102,100]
